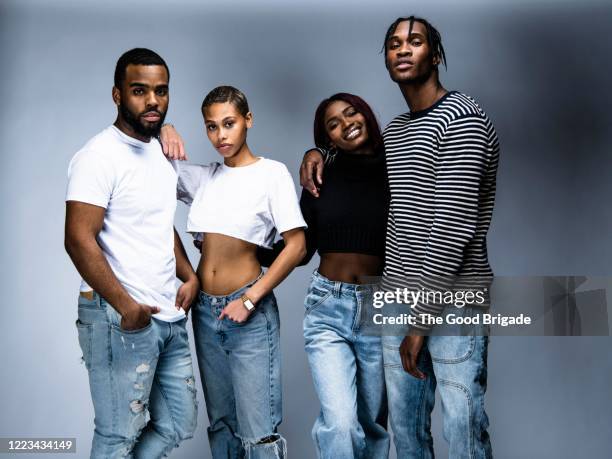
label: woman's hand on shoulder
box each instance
[160,123,188,161]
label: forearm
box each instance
[256,235,315,267]
[174,229,197,283]
[65,236,137,315]
[246,234,306,303]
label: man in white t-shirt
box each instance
[65,48,199,458]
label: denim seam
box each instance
[438,378,475,459]
[76,320,93,370]
[351,293,362,335]
[108,319,118,441]
[263,303,275,430]
[415,373,425,459]
[430,336,476,364]
[304,291,333,316]
[111,321,154,336]
[382,342,402,369]
[313,420,323,459]
[382,363,402,369]
[156,376,180,444]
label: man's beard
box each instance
[120,104,166,138]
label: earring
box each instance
[323,144,338,164]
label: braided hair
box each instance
[381,16,447,69]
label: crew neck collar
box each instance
[110,124,153,148]
[222,156,265,170]
[409,90,457,119]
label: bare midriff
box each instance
[197,233,262,296]
[318,252,383,285]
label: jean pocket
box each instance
[77,291,100,310]
[75,319,93,370]
[114,320,154,335]
[226,311,259,327]
[428,335,476,364]
[110,320,157,360]
[304,285,332,314]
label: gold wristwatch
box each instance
[241,294,255,311]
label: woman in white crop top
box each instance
[174,86,305,457]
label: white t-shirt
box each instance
[177,157,306,248]
[66,125,184,322]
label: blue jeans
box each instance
[192,274,286,459]
[304,271,390,459]
[75,292,198,459]
[382,330,492,459]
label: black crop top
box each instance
[258,149,389,266]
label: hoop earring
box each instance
[323,144,338,165]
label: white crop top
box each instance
[176,157,307,248]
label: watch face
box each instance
[243,298,255,310]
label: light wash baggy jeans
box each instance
[192,272,286,459]
[75,292,198,459]
[303,270,390,459]
[382,308,492,459]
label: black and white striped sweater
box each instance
[382,91,500,329]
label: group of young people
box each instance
[65,15,498,459]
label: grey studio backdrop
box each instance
[1,0,611,458]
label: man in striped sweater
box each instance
[301,16,498,459]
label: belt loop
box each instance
[333,281,342,298]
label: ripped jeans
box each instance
[75,292,198,459]
[192,274,286,459]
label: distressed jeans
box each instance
[382,329,492,459]
[304,271,390,459]
[192,274,286,459]
[75,292,198,459]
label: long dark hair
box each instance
[313,93,384,156]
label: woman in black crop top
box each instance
[261,93,391,458]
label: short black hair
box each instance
[381,16,447,69]
[201,85,250,118]
[114,48,170,89]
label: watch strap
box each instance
[241,294,255,311]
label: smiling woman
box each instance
[256,92,391,458]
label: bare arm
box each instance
[64,201,159,330]
[299,149,325,197]
[173,228,200,313]
[246,228,306,304]
[159,123,187,160]
[218,228,306,322]
[256,189,318,267]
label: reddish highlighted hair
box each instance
[313,93,384,156]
